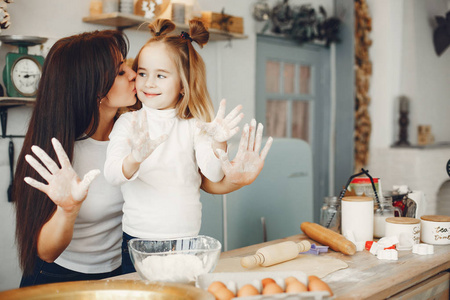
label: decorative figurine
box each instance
[394,96,410,146]
[417,125,434,146]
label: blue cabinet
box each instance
[199,138,313,251]
[199,191,224,245]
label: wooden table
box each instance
[114,234,450,299]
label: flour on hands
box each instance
[216,119,273,186]
[197,99,244,143]
[128,109,168,163]
[24,138,100,210]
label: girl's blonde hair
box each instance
[133,19,214,122]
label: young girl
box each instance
[103,19,251,273]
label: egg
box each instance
[307,275,333,296]
[237,284,260,297]
[261,277,276,288]
[285,276,299,286]
[262,282,284,295]
[211,286,235,300]
[285,280,308,293]
[208,281,227,294]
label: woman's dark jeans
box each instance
[20,257,122,287]
[121,231,137,274]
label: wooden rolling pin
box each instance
[241,240,311,268]
[300,222,356,255]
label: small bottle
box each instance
[240,240,311,268]
[373,196,402,238]
[320,196,341,233]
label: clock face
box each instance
[11,57,42,96]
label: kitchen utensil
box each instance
[420,215,450,245]
[341,196,374,242]
[408,190,426,218]
[7,139,13,202]
[326,168,380,229]
[320,196,340,232]
[374,196,401,238]
[300,222,356,255]
[385,217,421,250]
[128,235,221,283]
[240,240,311,268]
[0,280,213,299]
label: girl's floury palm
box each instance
[129,109,168,163]
[197,99,244,143]
[216,119,273,186]
[24,138,100,212]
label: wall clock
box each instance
[0,35,47,97]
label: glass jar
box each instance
[320,196,341,233]
[102,0,119,13]
[119,0,134,14]
[373,196,402,238]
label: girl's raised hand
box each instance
[129,109,168,163]
[24,138,100,213]
[198,99,244,142]
[216,119,273,186]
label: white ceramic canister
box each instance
[385,217,420,250]
[420,215,450,245]
[341,196,374,242]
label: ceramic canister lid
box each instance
[342,196,373,202]
[386,217,420,224]
[420,215,450,222]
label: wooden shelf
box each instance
[82,13,247,41]
[0,97,35,107]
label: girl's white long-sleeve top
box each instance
[104,105,224,239]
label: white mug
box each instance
[341,196,373,242]
[385,217,420,250]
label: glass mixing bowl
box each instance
[128,235,222,284]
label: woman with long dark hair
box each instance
[13,30,137,287]
[14,29,270,288]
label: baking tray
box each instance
[0,279,213,300]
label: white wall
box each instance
[0,0,333,291]
[368,0,450,149]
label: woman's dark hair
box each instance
[13,30,129,275]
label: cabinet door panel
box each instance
[226,138,313,250]
[199,191,224,247]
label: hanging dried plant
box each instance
[253,0,340,46]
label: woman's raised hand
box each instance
[216,119,273,186]
[129,109,168,163]
[24,138,100,212]
[198,99,244,142]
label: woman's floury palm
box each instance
[24,138,100,213]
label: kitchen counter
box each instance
[113,234,450,299]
